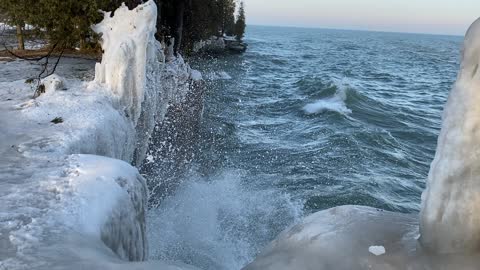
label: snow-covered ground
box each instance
[0,1,201,269]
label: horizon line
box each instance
[246,23,465,38]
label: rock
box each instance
[40,74,65,94]
[225,39,248,53]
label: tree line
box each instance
[0,0,246,55]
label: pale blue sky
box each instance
[244,0,479,35]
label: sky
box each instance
[244,0,480,36]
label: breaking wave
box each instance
[303,86,351,115]
[147,171,303,270]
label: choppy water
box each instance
[148,26,463,269]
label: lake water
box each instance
[147,26,463,270]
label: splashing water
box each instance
[146,26,462,270]
[147,171,303,270]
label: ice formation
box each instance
[0,0,201,269]
[243,206,480,270]
[92,1,163,127]
[420,17,480,253]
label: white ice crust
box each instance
[420,17,480,253]
[0,1,200,269]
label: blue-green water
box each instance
[147,26,463,270]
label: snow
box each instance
[40,74,65,94]
[420,17,480,254]
[368,246,386,256]
[0,75,144,269]
[0,0,201,269]
[0,22,15,31]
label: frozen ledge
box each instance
[243,206,480,270]
[0,1,201,269]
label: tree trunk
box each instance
[16,24,25,51]
[174,0,185,55]
[79,38,86,51]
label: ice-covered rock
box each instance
[420,17,480,254]
[0,0,202,269]
[243,206,480,270]
[0,81,147,269]
[192,36,226,54]
[243,206,418,270]
[40,74,65,94]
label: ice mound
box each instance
[420,17,480,253]
[303,87,351,115]
[243,206,480,270]
[63,155,148,261]
[243,206,418,270]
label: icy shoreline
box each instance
[0,2,201,269]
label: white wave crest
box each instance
[303,87,351,115]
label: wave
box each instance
[147,171,303,270]
[303,86,352,115]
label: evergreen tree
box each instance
[0,0,245,54]
[218,0,235,36]
[234,1,246,41]
[0,0,113,50]
[0,0,32,50]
